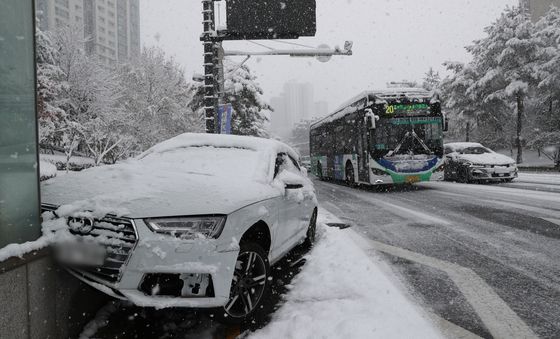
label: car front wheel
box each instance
[459,166,471,183]
[218,243,271,325]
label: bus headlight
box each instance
[371,168,387,176]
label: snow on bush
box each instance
[41,153,95,171]
[39,160,57,181]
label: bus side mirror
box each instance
[442,116,449,132]
[365,109,379,129]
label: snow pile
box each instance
[40,153,95,171]
[39,160,57,181]
[248,209,441,339]
[0,211,74,262]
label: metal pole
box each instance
[202,0,216,133]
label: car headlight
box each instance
[145,216,226,239]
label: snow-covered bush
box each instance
[39,160,57,181]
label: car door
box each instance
[272,153,308,257]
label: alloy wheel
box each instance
[224,250,267,318]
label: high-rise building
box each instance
[36,0,140,65]
[520,0,560,21]
[270,82,327,138]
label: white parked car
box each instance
[41,133,317,323]
[443,142,518,183]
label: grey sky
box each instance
[140,0,518,112]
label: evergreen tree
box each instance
[223,60,271,137]
[422,67,441,91]
[467,6,541,163]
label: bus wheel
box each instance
[345,162,356,187]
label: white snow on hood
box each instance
[456,152,515,166]
[41,133,303,218]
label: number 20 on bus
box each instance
[385,105,395,114]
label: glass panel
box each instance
[0,0,41,249]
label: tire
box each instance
[459,167,470,183]
[345,162,356,187]
[443,167,452,182]
[214,243,271,325]
[303,209,318,249]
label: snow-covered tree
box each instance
[223,60,271,138]
[422,67,441,91]
[36,26,66,148]
[466,6,541,163]
[117,47,203,150]
[531,6,560,159]
[439,62,481,142]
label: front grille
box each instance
[42,204,137,284]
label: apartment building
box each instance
[36,0,140,65]
[520,0,560,21]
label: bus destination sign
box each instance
[385,103,430,115]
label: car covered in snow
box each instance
[41,133,317,323]
[443,142,518,183]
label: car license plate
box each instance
[495,167,509,174]
[55,242,106,266]
[406,175,420,183]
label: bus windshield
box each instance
[371,117,443,159]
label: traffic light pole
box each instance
[202,1,352,134]
[201,0,220,134]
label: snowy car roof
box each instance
[138,133,299,160]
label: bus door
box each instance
[357,113,370,182]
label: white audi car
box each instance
[41,133,317,323]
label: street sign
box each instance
[225,0,316,40]
[217,104,233,134]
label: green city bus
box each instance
[310,88,447,185]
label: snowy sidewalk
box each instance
[247,208,442,339]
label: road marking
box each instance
[427,312,484,339]
[346,229,538,339]
[339,188,451,226]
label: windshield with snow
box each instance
[460,146,491,155]
[140,147,261,179]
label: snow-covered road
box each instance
[248,209,442,339]
[315,175,560,339]
[501,172,560,193]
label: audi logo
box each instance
[67,217,95,235]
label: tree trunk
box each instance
[516,94,524,164]
[465,121,470,142]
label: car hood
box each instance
[456,153,515,166]
[41,162,281,219]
